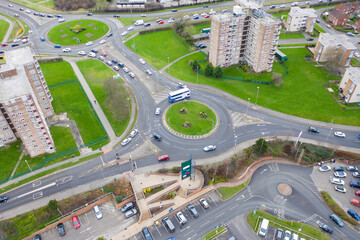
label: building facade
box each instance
[313,33,356,67]
[339,67,360,103]
[0,47,55,157]
[209,1,281,73]
[328,8,349,26]
[285,7,316,33]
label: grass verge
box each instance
[279,29,305,39]
[76,59,131,137]
[247,210,330,240]
[202,226,227,240]
[217,178,250,200]
[0,13,29,41]
[0,20,10,42]
[320,191,358,226]
[0,141,22,180]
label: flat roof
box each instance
[0,47,35,102]
[319,33,356,50]
[346,67,360,85]
[289,7,317,18]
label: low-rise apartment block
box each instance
[313,33,356,67]
[339,67,360,103]
[285,7,316,33]
[209,0,281,73]
[0,47,55,157]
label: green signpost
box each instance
[181,158,192,180]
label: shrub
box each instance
[192,60,200,72]
[213,66,223,78]
[115,195,123,203]
[205,64,214,76]
[54,0,96,11]
[254,138,268,154]
[71,25,86,34]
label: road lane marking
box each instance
[229,204,239,210]
[215,212,225,219]
[32,180,41,187]
[16,182,56,199]
[200,221,210,228]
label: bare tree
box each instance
[272,73,282,87]
[323,48,344,75]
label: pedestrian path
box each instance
[0,16,14,43]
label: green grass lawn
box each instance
[0,141,22,180]
[166,101,216,135]
[168,48,360,126]
[76,59,131,137]
[0,13,29,41]
[41,61,108,147]
[279,43,310,47]
[217,178,250,200]
[202,226,227,240]
[186,22,211,35]
[47,19,109,46]
[15,126,80,175]
[279,29,305,39]
[125,29,194,70]
[0,20,10,42]
[272,10,290,18]
[247,211,330,240]
[315,24,326,33]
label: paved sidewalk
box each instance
[0,16,14,42]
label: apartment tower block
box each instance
[0,47,55,157]
[209,0,281,73]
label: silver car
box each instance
[121,138,132,146]
[130,129,138,138]
[155,108,161,115]
[204,145,216,152]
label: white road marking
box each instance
[33,191,43,200]
[187,233,198,240]
[215,212,225,219]
[200,221,210,228]
[32,180,41,187]
[229,204,239,210]
[16,182,56,199]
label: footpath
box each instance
[0,15,14,43]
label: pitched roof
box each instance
[329,8,349,21]
[334,3,353,13]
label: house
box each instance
[353,1,360,12]
[328,8,349,26]
[354,19,360,32]
[339,67,360,103]
[334,3,354,15]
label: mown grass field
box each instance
[0,141,22,180]
[0,20,10,42]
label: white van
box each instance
[259,218,269,237]
[291,2,299,6]
[135,20,144,26]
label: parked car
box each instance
[130,129,138,138]
[353,172,360,178]
[1,43,8,47]
[187,204,199,217]
[319,165,331,172]
[348,209,360,221]
[308,127,319,133]
[319,222,333,234]
[176,211,187,225]
[335,185,346,193]
[98,56,105,61]
[330,213,344,227]
[121,202,134,212]
[334,171,346,178]
[158,155,169,161]
[291,233,299,240]
[330,177,345,185]
[121,138,132,146]
[204,145,216,152]
[142,227,153,240]
[101,52,107,57]
[11,43,19,47]
[106,61,112,66]
[78,51,86,56]
[125,208,137,218]
[91,49,98,53]
[118,62,124,68]
[350,181,360,188]
[333,166,345,171]
[72,216,80,229]
[334,131,345,138]
[275,228,283,240]
[93,205,103,219]
[351,199,360,207]
[113,66,120,71]
[283,230,291,240]
[199,198,209,209]
[111,59,118,64]
[57,223,66,236]
[128,72,135,78]
[347,166,358,172]
[123,67,129,73]
[356,190,360,196]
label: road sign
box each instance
[181,158,192,180]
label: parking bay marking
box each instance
[33,191,43,200]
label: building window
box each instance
[36,86,42,91]
[14,120,19,124]
[23,123,28,127]
[34,81,41,86]
[8,107,13,112]
[3,127,8,131]
[17,112,22,116]
[17,126,22,129]
[14,106,19,110]
[0,122,6,126]
[29,134,33,138]
[32,75,38,80]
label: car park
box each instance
[123,67,129,73]
[153,133,162,141]
[0,195,9,203]
[72,216,80,229]
[145,70,152,75]
[353,172,360,178]
[93,205,103,219]
[78,51,86,56]
[348,209,360,220]
[62,48,71,52]
[162,217,175,233]
[121,138,132,146]
[283,230,291,240]
[333,166,344,171]
[204,145,216,152]
[130,129,138,138]
[319,165,331,172]
[125,208,137,218]
[187,204,199,217]
[319,222,333,234]
[334,171,346,178]
[155,108,161,115]
[347,166,358,172]
[139,58,146,64]
[121,202,134,212]
[176,211,187,225]
[330,177,344,185]
[351,199,360,207]
[199,198,209,209]
[128,72,135,78]
[334,131,345,138]
[335,185,346,193]
[275,228,283,240]
[142,227,153,240]
[308,127,319,133]
[330,213,344,227]
[57,223,66,236]
[158,155,169,161]
[350,181,360,188]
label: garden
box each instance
[47,19,109,45]
[165,101,217,135]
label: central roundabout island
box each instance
[47,19,110,46]
[163,101,219,139]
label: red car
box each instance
[158,21,164,24]
[1,43,7,47]
[22,36,28,39]
[351,199,360,207]
[356,190,360,196]
[158,155,169,161]
[204,15,210,18]
[101,52,107,57]
[72,216,80,229]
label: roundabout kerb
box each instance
[161,100,220,139]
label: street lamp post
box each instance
[326,127,333,143]
[156,72,159,93]
[246,98,250,115]
[197,66,199,85]
[167,57,170,73]
[255,86,260,105]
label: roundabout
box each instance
[162,100,219,139]
[47,19,109,45]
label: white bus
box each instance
[168,88,190,103]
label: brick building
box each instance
[285,7,317,33]
[328,8,349,26]
[339,67,360,103]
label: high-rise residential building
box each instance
[285,7,316,33]
[209,0,281,73]
[314,33,356,67]
[0,47,55,157]
[339,67,360,103]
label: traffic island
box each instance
[162,100,219,139]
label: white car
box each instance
[139,58,145,64]
[155,107,161,115]
[121,138,132,146]
[59,18,65,23]
[319,165,331,172]
[204,145,216,152]
[13,39,20,43]
[334,131,345,138]
[63,48,71,52]
[22,39,28,43]
[168,19,174,23]
[199,198,209,209]
[141,14,147,17]
[334,171,347,178]
[123,67,129,73]
[129,129,138,138]
[86,41,93,46]
[128,72,135,78]
[176,211,187,225]
[335,185,346,193]
[121,31,128,37]
[25,9,31,14]
[98,56,105,61]
[127,26,134,31]
[330,177,345,185]
[145,70,152,75]
[326,24,331,28]
[113,66,120,71]
[280,4,285,8]
[88,52,96,58]
[355,52,360,58]
[100,39,106,44]
[78,51,86,56]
